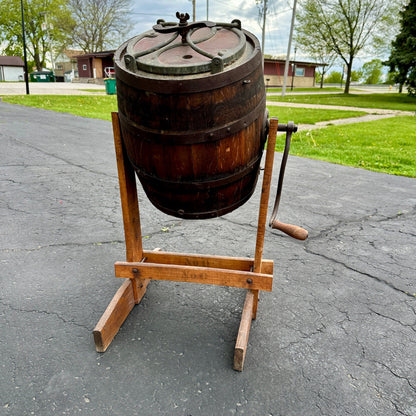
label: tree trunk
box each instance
[344,61,353,94]
[32,51,42,72]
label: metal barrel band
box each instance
[117,96,266,145]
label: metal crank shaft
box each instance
[269,122,308,241]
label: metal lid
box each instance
[123,12,247,75]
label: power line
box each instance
[268,7,292,16]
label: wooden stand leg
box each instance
[93,112,146,352]
[233,118,279,371]
[93,279,135,352]
[233,290,255,371]
[111,112,143,265]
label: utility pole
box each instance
[20,0,30,94]
[281,0,297,97]
[193,0,196,21]
[261,0,268,55]
[207,0,209,20]
[291,46,297,90]
[41,11,54,75]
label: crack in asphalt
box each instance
[308,206,415,241]
[376,360,416,393]
[302,208,416,300]
[374,360,416,416]
[304,246,415,300]
[0,240,123,253]
[6,134,115,178]
[368,308,416,332]
[0,299,92,332]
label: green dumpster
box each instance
[30,70,55,82]
[104,78,116,95]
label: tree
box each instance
[350,70,362,82]
[384,0,416,95]
[385,70,399,86]
[295,14,338,88]
[361,59,383,84]
[256,0,269,55]
[69,0,133,53]
[0,0,74,71]
[296,0,400,93]
[324,71,342,84]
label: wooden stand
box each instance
[93,112,279,371]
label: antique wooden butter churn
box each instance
[114,12,268,219]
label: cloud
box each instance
[129,0,294,56]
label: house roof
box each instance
[0,56,24,67]
[55,49,84,61]
[64,49,84,59]
[74,50,115,59]
[264,58,327,67]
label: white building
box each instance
[0,56,25,81]
[54,49,82,82]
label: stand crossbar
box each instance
[93,112,279,371]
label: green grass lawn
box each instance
[267,106,366,125]
[280,116,416,177]
[1,94,367,124]
[267,93,416,112]
[77,89,106,93]
[1,95,117,120]
[266,87,344,93]
[1,94,415,177]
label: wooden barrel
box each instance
[114,14,267,219]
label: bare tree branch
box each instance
[69,0,133,53]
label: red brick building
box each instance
[75,51,115,82]
[264,58,325,88]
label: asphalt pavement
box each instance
[1,100,415,416]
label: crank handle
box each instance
[271,220,308,240]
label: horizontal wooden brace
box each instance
[114,261,273,292]
[142,250,273,275]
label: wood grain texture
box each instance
[251,117,279,319]
[233,290,255,371]
[114,262,273,292]
[116,62,267,219]
[93,279,135,353]
[271,220,309,240]
[142,250,273,275]
[253,117,278,274]
[112,112,143,264]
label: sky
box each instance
[129,0,296,58]
[126,0,396,73]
